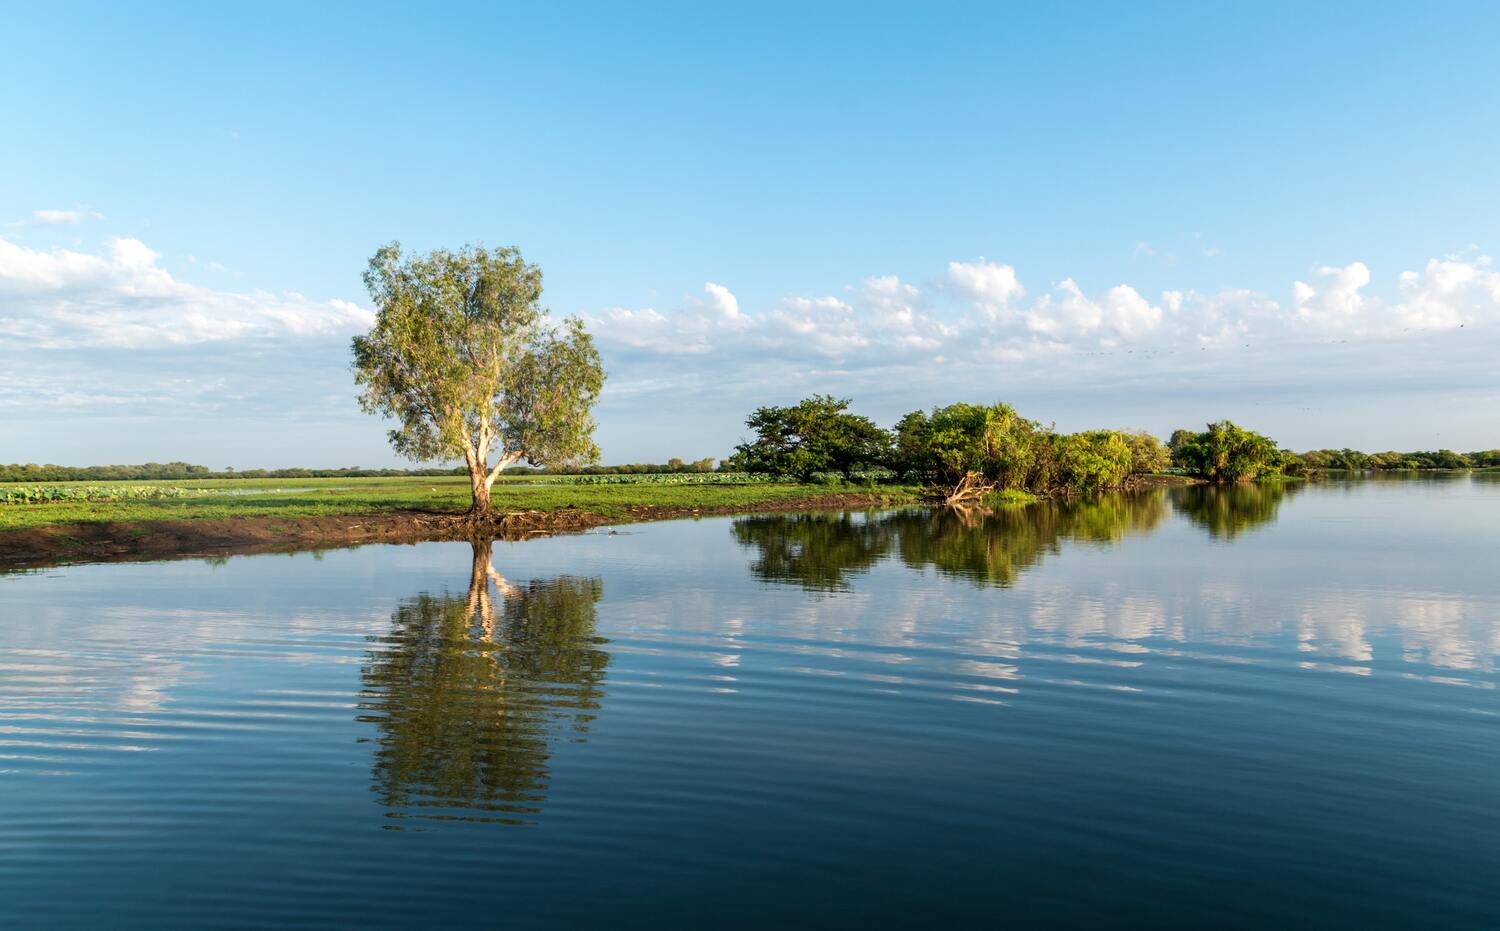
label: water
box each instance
[2,476,1498,927]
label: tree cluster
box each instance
[1167,421,1287,482]
[728,397,1185,493]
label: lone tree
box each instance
[353,242,605,519]
[728,395,892,481]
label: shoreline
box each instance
[0,475,1203,573]
[0,491,916,572]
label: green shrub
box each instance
[1174,421,1283,482]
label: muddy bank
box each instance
[0,492,912,572]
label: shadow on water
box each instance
[357,539,609,825]
[732,492,1172,591]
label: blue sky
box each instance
[3,1,1499,467]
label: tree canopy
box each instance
[352,242,604,516]
[1172,421,1284,482]
[728,395,891,481]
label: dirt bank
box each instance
[0,492,911,572]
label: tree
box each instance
[1174,421,1283,482]
[353,243,605,518]
[1121,430,1171,474]
[892,402,1053,490]
[729,395,891,481]
[1167,428,1197,468]
[1053,430,1134,492]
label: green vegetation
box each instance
[727,395,892,481]
[1169,420,1285,482]
[0,485,212,504]
[1295,448,1500,471]
[0,475,919,533]
[893,402,1055,490]
[353,242,605,517]
[734,398,1193,496]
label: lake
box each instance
[3,475,1498,927]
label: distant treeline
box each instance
[0,458,720,483]
[1294,448,1500,471]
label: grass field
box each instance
[0,475,920,532]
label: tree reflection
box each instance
[359,540,608,824]
[894,493,1169,586]
[1169,481,1301,539]
[731,511,896,591]
[732,493,1170,590]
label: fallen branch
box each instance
[944,471,995,507]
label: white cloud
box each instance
[593,282,752,355]
[1294,261,1371,328]
[1293,254,1500,336]
[948,258,1023,316]
[583,248,1500,425]
[0,235,373,349]
[33,209,82,225]
[767,295,867,355]
[1025,280,1163,341]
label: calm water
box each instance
[2,476,1499,928]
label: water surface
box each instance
[2,476,1498,927]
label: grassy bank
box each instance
[0,475,920,534]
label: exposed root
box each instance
[943,471,996,507]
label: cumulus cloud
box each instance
[0,235,374,349]
[580,249,1500,420]
[947,258,1023,316]
[594,281,752,355]
[1025,280,1164,341]
[1292,254,1500,336]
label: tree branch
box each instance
[485,450,523,490]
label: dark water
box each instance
[3,476,1499,928]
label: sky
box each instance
[2,1,1499,468]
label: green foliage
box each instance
[546,472,774,486]
[0,475,921,533]
[1121,430,1171,474]
[353,242,605,513]
[1053,430,1135,492]
[892,402,1053,489]
[730,395,892,481]
[893,404,1172,493]
[1167,429,1198,468]
[1174,421,1284,482]
[0,485,211,505]
[1296,447,1489,471]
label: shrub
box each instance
[1054,431,1135,492]
[1121,431,1170,474]
[1174,421,1284,482]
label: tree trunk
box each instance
[468,461,493,519]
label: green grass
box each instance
[0,475,919,532]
